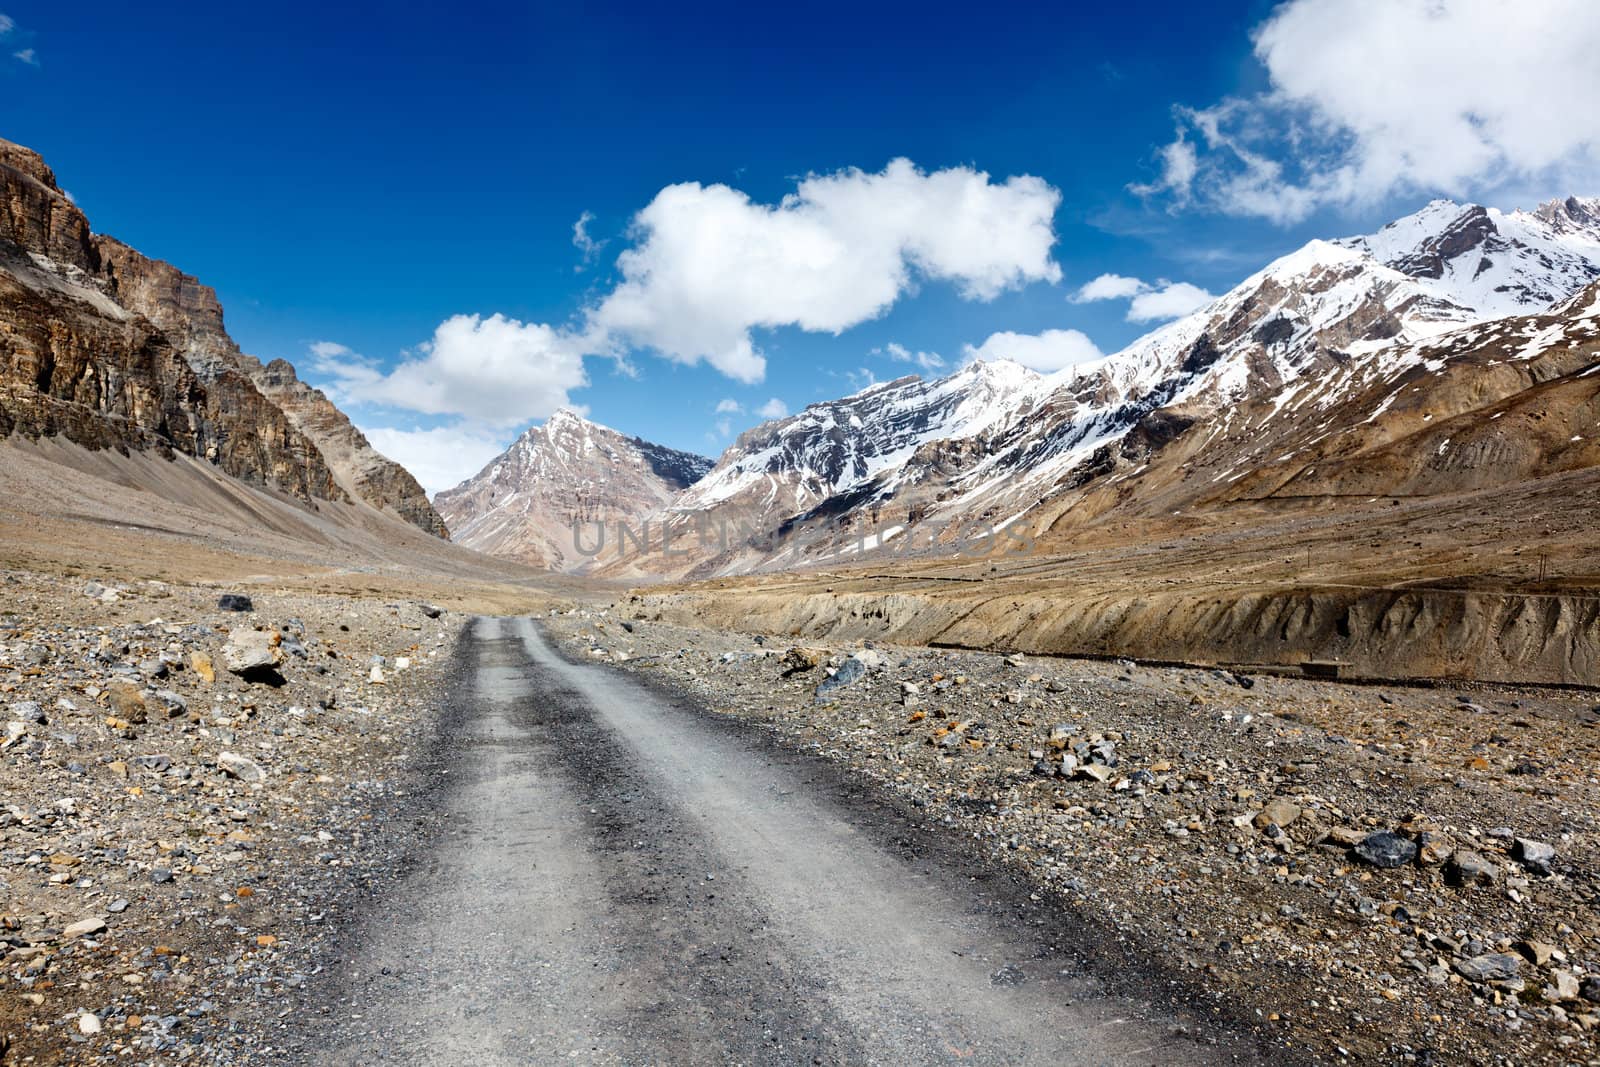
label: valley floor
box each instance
[5,555,1599,1065]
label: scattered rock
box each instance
[218,752,267,782]
[1353,830,1418,869]
[1254,798,1303,831]
[1454,953,1523,985]
[63,917,107,940]
[217,593,255,612]
[1512,837,1556,876]
[1446,850,1500,887]
[814,657,867,702]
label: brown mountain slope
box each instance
[0,135,447,536]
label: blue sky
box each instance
[5,2,1596,491]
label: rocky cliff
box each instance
[0,136,447,536]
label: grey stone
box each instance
[1512,837,1556,876]
[814,657,866,702]
[217,593,254,612]
[1454,953,1523,984]
[9,701,45,724]
[1446,849,1500,887]
[1353,830,1417,869]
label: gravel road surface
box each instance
[296,618,1268,1065]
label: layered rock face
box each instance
[0,137,446,535]
[435,409,710,571]
[244,355,449,538]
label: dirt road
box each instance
[294,618,1273,1065]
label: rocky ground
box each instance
[0,569,464,1064]
[545,609,1600,1066]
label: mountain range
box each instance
[439,195,1600,578]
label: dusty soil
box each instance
[546,608,1600,1066]
[0,568,473,1063]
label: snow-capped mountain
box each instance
[609,195,1600,578]
[433,409,712,571]
[689,360,1044,511]
[454,195,1600,579]
[880,195,1600,543]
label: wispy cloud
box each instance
[571,210,603,271]
[877,341,945,372]
[756,397,788,419]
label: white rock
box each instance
[218,752,266,782]
[78,1012,102,1035]
[63,917,106,939]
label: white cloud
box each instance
[1072,273,1149,302]
[362,423,512,496]
[571,210,603,270]
[307,315,588,428]
[963,329,1103,373]
[714,418,733,438]
[0,15,13,35]
[1064,274,1215,322]
[590,158,1062,383]
[880,341,945,372]
[714,397,743,414]
[12,47,34,65]
[756,398,789,419]
[1126,281,1215,322]
[1135,0,1600,223]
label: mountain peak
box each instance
[435,413,711,572]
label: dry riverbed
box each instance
[0,569,464,1064]
[546,607,1600,1066]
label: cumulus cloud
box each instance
[590,158,1062,382]
[756,398,789,419]
[879,341,945,372]
[963,329,1104,372]
[1126,281,1215,322]
[361,423,512,496]
[1068,275,1215,322]
[1071,273,1148,303]
[1134,0,1600,222]
[714,397,743,414]
[308,315,588,428]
